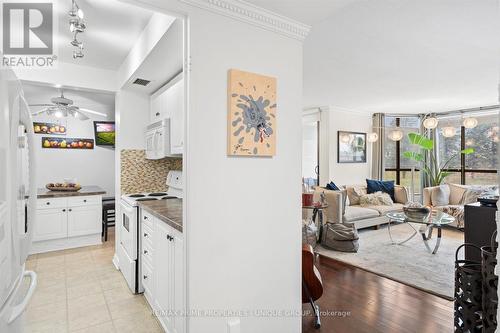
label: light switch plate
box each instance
[227,318,241,333]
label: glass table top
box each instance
[386,210,455,226]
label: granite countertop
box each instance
[37,186,106,199]
[138,198,183,232]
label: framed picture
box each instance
[93,121,115,147]
[33,122,66,135]
[227,69,276,156]
[337,131,366,163]
[42,137,94,149]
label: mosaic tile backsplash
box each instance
[120,149,182,194]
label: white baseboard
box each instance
[31,234,102,254]
[112,254,120,270]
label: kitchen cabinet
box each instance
[32,195,102,253]
[149,73,184,155]
[140,209,184,333]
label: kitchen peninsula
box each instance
[32,185,106,254]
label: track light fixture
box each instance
[68,0,86,59]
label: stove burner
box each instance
[148,192,168,197]
[161,196,178,200]
[128,194,146,198]
[136,198,158,202]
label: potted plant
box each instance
[403,132,474,186]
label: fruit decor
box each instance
[33,122,67,135]
[41,137,94,149]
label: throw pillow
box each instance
[366,179,395,201]
[326,181,340,191]
[460,185,499,205]
[431,185,450,207]
[346,185,366,206]
[359,191,394,207]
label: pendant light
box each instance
[340,133,351,143]
[463,117,478,129]
[367,132,379,143]
[441,126,456,138]
[388,129,404,141]
[423,117,439,129]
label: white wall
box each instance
[116,1,304,332]
[321,107,372,185]
[23,84,116,196]
[303,0,499,114]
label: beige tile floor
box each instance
[24,230,164,333]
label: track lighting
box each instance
[367,132,379,143]
[388,129,404,141]
[423,117,439,129]
[68,0,86,59]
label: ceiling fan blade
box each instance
[31,108,49,116]
[29,104,54,107]
[78,108,107,118]
[73,111,90,120]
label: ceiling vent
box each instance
[132,78,151,86]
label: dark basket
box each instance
[455,244,483,333]
[481,231,498,333]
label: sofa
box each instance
[423,183,498,229]
[313,184,409,230]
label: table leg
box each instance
[421,225,442,254]
[388,220,418,245]
[317,210,323,244]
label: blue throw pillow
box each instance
[326,182,340,191]
[366,179,395,201]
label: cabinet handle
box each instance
[62,209,66,212]
[46,202,50,205]
[144,233,148,237]
[83,199,87,203]
[143,250,148,254]
[69,209,72,212]
[144,216,148,220]
[156,112,160,116]
[143,275,148,280]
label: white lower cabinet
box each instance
[140,209,184,333]
[32,195,102,253]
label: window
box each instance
[302,114,320,187]
[383,116,421,197]
[437,110,498,185]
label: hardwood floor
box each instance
[302,256,454,333]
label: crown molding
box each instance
[179,0,311,41]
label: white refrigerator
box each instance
[0,67,38,332]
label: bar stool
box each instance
[102,197,115,241]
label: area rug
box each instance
[316,223,464,300]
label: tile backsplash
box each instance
[120,149,182,194]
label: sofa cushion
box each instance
[448,184,467,205]
[431,185,450,206]
[344,206,380,222]
[326,181,340,191]
[359,192,393,207]
[394,186,409,204]
[362,203,405,215]
[345,185,366,206]
[366,179,395,201]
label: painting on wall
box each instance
[337,131,366,163]
[227,69,276,156]
[42,137,94,150]
[33,122,66,135]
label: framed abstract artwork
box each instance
[227,69,276,156]
[337,131,366,163]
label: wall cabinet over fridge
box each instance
[149,72,184,157]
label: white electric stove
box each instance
[118,170,182,293]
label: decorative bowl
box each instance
[403,206,431,222]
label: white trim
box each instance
[30,234,102,254]
[178,0,311,41]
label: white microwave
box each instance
[145,119,171,160]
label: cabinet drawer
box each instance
[142,261,154,294]
[142,225,153,248]
[37,198,67,209]
[67,196,101,207]
[142,245,154,268]
[141,210,154,230]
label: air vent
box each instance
[132,78,151,86]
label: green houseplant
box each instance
[402,133,474,186]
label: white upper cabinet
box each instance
[149,73,184,155]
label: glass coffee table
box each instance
[386,211,455,254]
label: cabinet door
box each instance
[34,208,68,241]
[170,79,184,155]
[67,205,101,237]
[155,222,174,330]
[173,231,184,333]
[150,94,162,122]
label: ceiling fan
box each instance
[30,91,107,121]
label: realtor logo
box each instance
[3,2,53,54]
